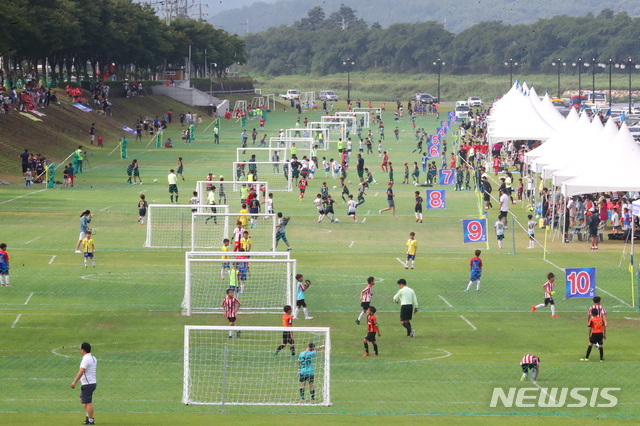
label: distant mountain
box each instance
[209,0,640,34]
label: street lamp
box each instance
[342,58,354,106]
[571,58,587,97]
[209,62,217,115]
[433,58,444,102]
[551,59,566,98]
[598,59,613,109]
[615,58,640,114]
[504,58,519,90]
[588,58,597,104]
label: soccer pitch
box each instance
[1,105,639,424]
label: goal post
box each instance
[194,180,269,211]
[183,252,295,315]
[190,212,276,252]
[232,161,292,191]
[183,326,331,406]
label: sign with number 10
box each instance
[426,190,446,209]
[439,169,455,185]
[565,267,596,298]
[463,219,487,243]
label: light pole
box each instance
[615,58,640,114]
[551,59,566,98]
[209,62,217,115]
[433,58,444,102]
[590,58,597,103]
[504,58,518,90]
[571,58,586,97]
[608,58,613,109]
[342,58,354,106]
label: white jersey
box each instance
[495,220,505,236]
[80,353,97,385]
[499,193,509,211]
[314,198,324,211]
[233,227,245,242]
[323,159,329,170]
[266,198,274,213]
[347,199,357,213]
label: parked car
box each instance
[413,93,438,105]
[279,89,300,101]
[454,102,470,119]
[319,90,339,102]
[467,96,482,107]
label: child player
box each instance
[527,214,536,249]
[580,308,606,362]
[274,305,295,356]
[414,191,424,223]
[232,221,245,252]
[356,276,375,325]
[298,176,308,200]
[0,243,9,286]
[405,232,418,269]
[465,249,482,291]
[520,354,540,381]
[495,214,505,249]
[236,248,249,294]
[220,239,230,280]
[138,194,148,224]
[82,231,96,268]
[346,194,358,222]
[298,342,324,401]
[293,274,313,320]
[221,289,241,339]
[531,272,558,317]
[362,306,381,357]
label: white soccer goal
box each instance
[195,180,269,211]
[336,111,370,128]
[183,325,331,406]
[306,121,343,148]
[183,252,295,315]
[232,161,292,191]
[251,96,265,109]
[144,204,230,249]
[190,212,276,252]
[236,147,288,164]
[233,100,247,113]
[321,115,356,135]
[264,94,276,111]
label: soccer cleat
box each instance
[520,375,526,382]
[227,335,232,339]
[419,220,423,223]
[305,317,313,320]
[531,305,536,313]
[600,359,604,362]
[410,329,415,338]
[300,398,305,401]
[552,314,559,317]
[362,353,371,357]
[355,319,360,325]
[273,351,279,355]
[75,250,81,253]
[287,248,292,251]
[580,358,589,361]
[405,267,408,269]
[83,420,95,425]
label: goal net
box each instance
[194,180,269,211]
[183,326,331,406]
[144,204,229,249]
[183,252,295,315]
[232,161,292,191]
[190,212,276,252]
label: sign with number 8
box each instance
[426,190,446,209]
[463,219,487,243]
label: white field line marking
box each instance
[25,236,41,245]
[24,292,34,305]
[48,255,56,265]
[361,218,367,223]
[532,380,557,404]
[349,241,354,248]
[543,258,564,272]
[99,206,111,211]
[382,348,452,363]
[366,210,370,215]
[438,295,453,307]
[0,188,47,205]
[11,314,22,329]
[459,315,477,331]
[51,346,73,358]
[395,257,407,267]
[375,192,379,197]
[625,317,640,320]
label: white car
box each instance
[467,96,482,107]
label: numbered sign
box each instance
[565,267,596,299]
[448,111,455,120]
[450,115,458,125]
[438,127,446,137]
[426,190,446,209]
[430,134,440,145]
[428,143,440,157]
[439,169,455,185]
[463,219,487,243]
[441,121,450,130]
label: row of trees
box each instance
[0,0,245,81]
[244,6,640,76]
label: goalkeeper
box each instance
[298,342,324,402]
[531,272,558,317]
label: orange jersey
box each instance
[588,316,605,334]
[282,313,293,327]
[367,314,378,333]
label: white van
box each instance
[319,90,339,102]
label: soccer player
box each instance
[265,193,274,219]
[340,177,349,202]
[240,231,252,253]
[137,194,148,224]
[189,191,199,213]
[414,191,424,223]
[580,308,606,362]
[323,195,337,223]
[520,354,540,381]
[298,176,308,200]
[275,212,292,251]
[274,305,295,356]
[238,204,250,229]
[176,157,185,180]
[531,272,558,317]
[527,214,536,249]
[221,289,241,339]
[0,243,9,286]
[232,221,245,252]
[248,195,260,228]
[362,306,381,357]
[298,342,324,401]
[588,296,607,326]
[82,231,96,268]
[220,239,230,280]
[393,279,418,337]
[356,276,375,325]
[346,194,358,222]
[293,274,313,320]
[236,248,249,294]
[465,249,482,291]
[405,232,418,269]
[379,181,396,217]
[494,213,505,249]
[167,169,179,203]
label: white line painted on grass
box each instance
[366,210,370,215]
[349,241,354,248]
[361,218,367,223]
[438,295,453,307]
[459,315,477,331]
[99,206,111,211]
[25,236,41,245]
[625,317,640,320]
[395,257,407,267]
[11,314,21,329]
[387,347,452,362]
[375,192,378,197]
[51,346,73,358]
[24,292,34,305]
[543,258,565,272]
[0,188,47,205]
[532,380,557,404]
[48,255,56,265]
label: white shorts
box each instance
[79,231,86,240]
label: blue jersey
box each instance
[296,282,306,301]
[470,256,482,273]
[298,350,317,375]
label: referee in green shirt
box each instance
[393,279,418,337]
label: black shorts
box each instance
[589,333,604,345]
[139,209,147,217]
[299,374,314,383]
[521,364,538,374]
[282,331,294,345]
[415,206,422,213]
[296,299,306,308]
[400,304,413,321]
[544,298,554,306]
[500,210,508,218]
[227,317,236,322]
[80,383,97,404]
[169,184,178,193]
[484,194,490,202]
[360,302,370,311]
[365,331,377,342]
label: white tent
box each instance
[561,122,640,196]
[530,89,565,130]
[524,108,578,167]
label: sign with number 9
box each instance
[463,219,487,243]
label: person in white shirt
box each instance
[499,188,509,226]
[346,194,358,222]
[71,342,97,425]
[264,193,274,220]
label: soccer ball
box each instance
[154,179,158,183]
[348,181,352,184]
[334,218,340,223]
[414,182,419,187]
[333,185,337,189]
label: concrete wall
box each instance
[150,83,228,115]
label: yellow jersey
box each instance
[241,236,252,251]
[82,237,95,253]
[406,238,418,255]
[238,209,249,227]
[221,245,228,260]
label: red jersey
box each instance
[542,280,554,299]
[282,313,293,327]
[588,304,606,318]
[360,284,373,303]
[520,354,539,366]
[299,179,307,190]
[367,314,378,333]
[588,316,605,334]
[221,296,240,318]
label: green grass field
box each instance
[1,102,639,424]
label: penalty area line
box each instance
[11,314,22,329]
[24,292,34,305]
[0,188,47,205]
[459,315,477,331]
[438,295,453,307]
[395,257,407,267]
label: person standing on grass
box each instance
[82,231,96,268]
[414,191,424,223]
[379,181,396,217]
[132,159,141,184]
[362,306,381,357]
[405,232,418,269]
[580,308,606,362]
[393,279,418,337]
[176,157,185,181]
[495,214,505,249]
[222,289,241,339]
[298,342,323,402]
[520,354,540,381]
[75,210,92,253]
[167,169,179,203]
[292,274,312,320]
[587,208,600,250]
[588,296,607,327]
[89,123,95,145]
[531,272,558,317]
[138,195,148,224]
[275,212,292,251]
[465,249,482,291]
[70,342,97,425]
[356,276,375,325]
[274,305,296,356]
[0,243,10,286]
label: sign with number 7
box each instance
[439,169,455,185]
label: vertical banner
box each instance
[438,127,446,137]
[463,219,487,243]
[565,267,596,298]
[448,111,455,120]
[429,134,441,158]
[441,121,450,131]
[426,190,446,209]
[439,169,455,185]
[450,115,458,125]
